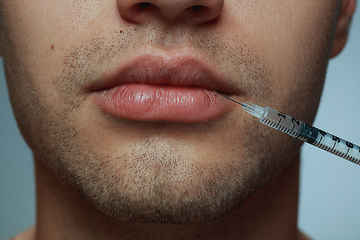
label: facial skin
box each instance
[0,0,356,238]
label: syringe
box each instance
[223,96,360,166]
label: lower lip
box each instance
[93,84,230,122]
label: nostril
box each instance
[190,5,211,19]
[192,5,204,12]
[138,2,150,10]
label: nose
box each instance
[117,0,224,25]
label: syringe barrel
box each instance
[260,106,360,165]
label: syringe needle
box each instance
[222,96,264,119]
[222,96,245,107]
[223,96,360,166]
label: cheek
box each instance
[233,2,338,124]
[0,0,114,150]
[0,0,117,84]
[221,1,338,126]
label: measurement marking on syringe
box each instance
[331,142,337,152]
[290,125,295,134]
[284,127,290,135]
[275,119,281,129]
[345,149,350,158]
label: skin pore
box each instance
[0,0,356,239]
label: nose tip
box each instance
[117,0,224,25]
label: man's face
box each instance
[0,0,340,223]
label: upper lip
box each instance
[87,47,237,94]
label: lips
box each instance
[90,48,237,122]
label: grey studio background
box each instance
[1,4,360,239]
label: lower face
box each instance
[0,0,339,223]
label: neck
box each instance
[34,155,302,240]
